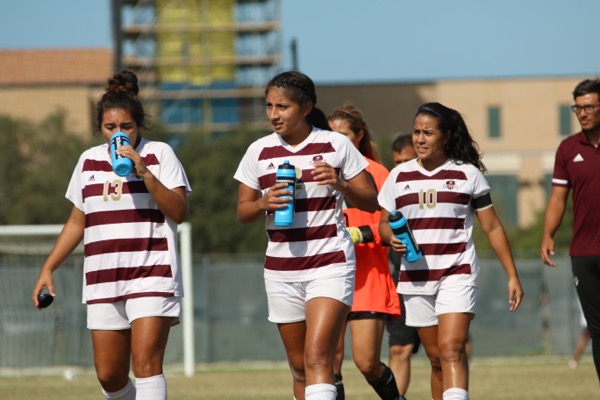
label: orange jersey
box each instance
[344,157,400,316]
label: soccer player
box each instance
[234,71,378,400]
[32,70,191,400]
[378,102,524,400]
[328,104,402,400]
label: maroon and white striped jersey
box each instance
[66,138,191,304]
[378,158,491,295]
[234,127,368,283]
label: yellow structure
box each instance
[154,0,236,84]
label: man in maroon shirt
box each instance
[541,78,600,382]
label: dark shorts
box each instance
[347,311,390,321]
[386,293,420,351]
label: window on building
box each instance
[488,106,501,138]
[559,104,572,136]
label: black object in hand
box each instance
[38,293,54,309]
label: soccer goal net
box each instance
[0,223,194,376]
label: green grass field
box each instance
[2,356,597,399]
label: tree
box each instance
[0,110,92,225]
[472,199,573,258]
[177,129,267,254]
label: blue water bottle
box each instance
[110,131,133,177]
[388,210,422,262]
[274,160,296,227]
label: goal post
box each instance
[0,222,195,376]
[178,222,195,377]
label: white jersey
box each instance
[234,127,368,282]
[378,159,491,295]
[66,138,191,304]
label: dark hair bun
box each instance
[106,70,139,96]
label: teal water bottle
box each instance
[110,131,133,177]
[388,210,422,262]
[274,160,296,227]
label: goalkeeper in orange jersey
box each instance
[328,103,403,400]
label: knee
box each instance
[438,339,466,364]
[353,351,381,375]
[131,353,163,378]
[422,345,442,371]
[355,359,385,382]
[95,367,129,392]
[389,345,412,361]
[288,359,306,385]
[304,348,330,374]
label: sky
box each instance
[1,0,599,84]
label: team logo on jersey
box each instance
[573,153,584,162]
[266,162,275,170]
[444,180,456,190]
[310,155,324,166]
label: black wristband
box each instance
[358,226,374,243]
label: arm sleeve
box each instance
[470,167,492,211]
[65,153,86,211]
[156,143,191,193]
[552,142,570,187]
[233,141,261,191]
[377,170,399,213]
[340,137,369,181]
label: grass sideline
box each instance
[2,356,597,399]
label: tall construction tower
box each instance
[112,0,281,138]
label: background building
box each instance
[317,77,584,228]
[0,48,112,136]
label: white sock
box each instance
[305,383,337,400]
[443,387,469,400]
[135,374,167,400]
[102,378,136,400]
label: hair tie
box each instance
[418,106,445,121]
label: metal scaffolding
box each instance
[112,0,281,137]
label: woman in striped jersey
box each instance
[234,71,378,400]
[32,70,191,400]
[377,102,524,400]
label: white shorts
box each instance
[87,296,181,330]
[404,285,477,327]
[265,273,355,324]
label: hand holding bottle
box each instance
[274,160,296,226]
[388,210,422,262]
[110,131,134,177]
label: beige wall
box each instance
[435,77,581,153]
[434,77,587,226]
[0,85,104,137]
[318,82,435,137]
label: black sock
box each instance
[334,373,345,400]
[368,364,400,400]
